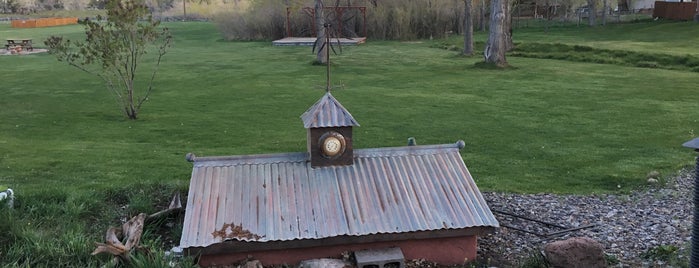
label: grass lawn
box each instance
[512,20,699,55]
[2,21,698,194]
[0,20,697,266]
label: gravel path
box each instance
[478,169,694,267]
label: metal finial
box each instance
[325,23,331,93]
[683,137,699,150]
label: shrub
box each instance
[214,0,467,41]
[214,0,287,40]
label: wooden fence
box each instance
[11,17,78,28]
[653,1,697,20]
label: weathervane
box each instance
[325,23,332,93]
[323,23,330,93]
[313,22,344,93]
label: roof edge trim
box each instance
[185,140,465,164]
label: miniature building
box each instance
[179,92,499,266]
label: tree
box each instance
[483,0,509,67]
[313,0,328,64]
[45,0,172,120]
[602,0,607,25]
[504,0,514,51]
[587,0,597,26]
[463,0,474,56]
[478,0,487,31]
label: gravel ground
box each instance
[213,170,696,268]
[478,169,695,267]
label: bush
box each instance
[214,0,468,41]
[214,0,287,40]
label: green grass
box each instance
[512,20,699,56]
[1,21,698,195]
[0,20,698,266]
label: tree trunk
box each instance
[602,0,607,25]
[505,0,513,51]
[484,0,508,67]
[315,0,328,64]
[587,0,596,26]
[479,0,487,31]
[183,0,187,21]
[463,0,474,56]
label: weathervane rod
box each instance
[325,23,331,93]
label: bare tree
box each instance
[479,0,487,31]
[587,0,597,26]
[602,0,607,25]
[463,0,474,55]
[314,0,328,64]
[505,0,513,51]
[483,0,508,67]
[45,0,172,120]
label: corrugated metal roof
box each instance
[180,142,499,249]
[301,92,360,128]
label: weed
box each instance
[0,182,185,267]
[605,253,620,266]
[641,244,678,261]
[518,251,549,268]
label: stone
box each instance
[647,170,660,180]
[237,259,263,268]
[298,258,352,268]
[544,237,607,268]
[479,170,694,266]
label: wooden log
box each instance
[91,192,184,265]
[123,213,146,250]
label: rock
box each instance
[479,170,694,267]
[544,237,607,268]
[647,170,661,180]
[647,178,659,184]
[298,258,352,268]
[237,260,263,268]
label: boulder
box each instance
[544,237,607,268]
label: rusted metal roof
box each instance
[301,92,360,128]
[180,141,499,250]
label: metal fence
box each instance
[512,8,654,29]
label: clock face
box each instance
[323,137,342,156]
[319,132,346,158]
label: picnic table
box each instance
[5,39,33,51]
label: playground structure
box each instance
[11,17,78,28]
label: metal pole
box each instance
[694,152,699,268]
[286,7,292,37]
[325,23,331,92]
[683,137,699,268]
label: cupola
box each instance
[300,92,359,168]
